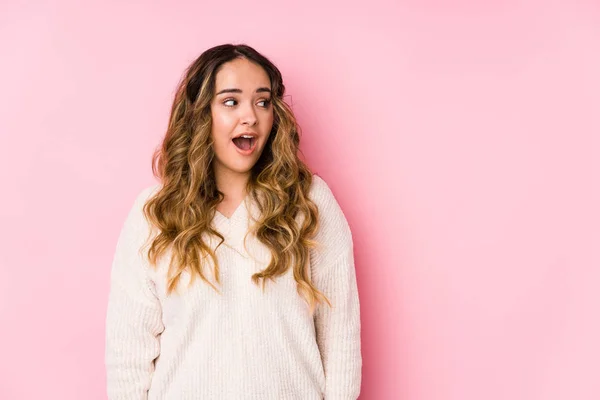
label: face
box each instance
[210,57,274,179]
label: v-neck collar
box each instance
[210,193,264,257]
[213,194,249,235]
[215,201,244,222]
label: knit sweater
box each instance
[104,174,362,399]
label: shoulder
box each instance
[134,183,162,207]
[120,183,162,235]
[128,183,162,216]
[307,173,353,252]
[308,173,337,209]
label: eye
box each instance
[258,99,271,108]
[223,98,237,107]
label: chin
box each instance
[229,160,259,173]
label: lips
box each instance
[231,132,258,151]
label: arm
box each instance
[310,175,362,399]
[105,186,164,400]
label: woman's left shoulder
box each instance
[307,173,352,237]
[308,173,336,205]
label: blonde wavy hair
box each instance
[142,43,331,314]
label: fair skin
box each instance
[210,57,274,218]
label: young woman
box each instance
[105,43,362,399]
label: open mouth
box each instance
[232,136,256,151]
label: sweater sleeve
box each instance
[309,175,362,399]
[105,185,164,400]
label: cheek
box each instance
[262,112,275,133]
[211,108,235,140]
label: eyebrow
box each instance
[215,87,271,96]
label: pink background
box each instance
[1,1,599,399]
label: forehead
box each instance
[214,58,271,90]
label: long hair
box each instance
[142,43,330,314]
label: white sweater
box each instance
[105,174,362,399]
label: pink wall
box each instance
[1,1,599,399]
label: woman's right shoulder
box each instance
[121,183,163,229]
[128,183,162,212]
[135,183,162,204]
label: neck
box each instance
[213,165,250,201]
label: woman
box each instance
[105,43,362,399]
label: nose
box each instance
[240,103,257,126]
